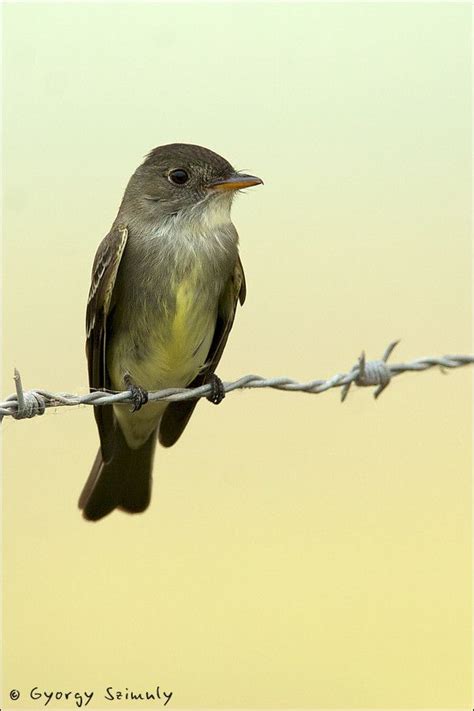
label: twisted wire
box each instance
[1,341,472,422]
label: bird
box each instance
[79,143,263,521]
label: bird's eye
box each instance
[168,169,189,185]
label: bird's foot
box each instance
[206,374,225,405]
[124,374,149,412]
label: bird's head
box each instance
[121,143,263,224]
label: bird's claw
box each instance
[124,375,149,412]
[130,384,148,412]
[206,374,225,405]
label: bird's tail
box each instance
[79,426,157,521]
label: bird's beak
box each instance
[208,173,264,192]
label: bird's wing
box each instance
[158,255,246,448]
[86,224,128,461]
[201,253,246,374]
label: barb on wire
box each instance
[1,340,473,422]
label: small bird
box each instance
[79,143,262,521]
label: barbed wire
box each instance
[1,341,473,422]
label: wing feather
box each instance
[86,224,128,460]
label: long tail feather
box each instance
[79,426,157,521]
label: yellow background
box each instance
[2,3,472,708]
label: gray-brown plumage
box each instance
[79,144,262,521]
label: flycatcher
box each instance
[79,143,262,521]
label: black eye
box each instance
[168,169,189,185]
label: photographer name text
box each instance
[9,685,173,707]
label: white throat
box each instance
[134,192,238,263]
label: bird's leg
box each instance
[205,373,226,405]
[124,372,149,412]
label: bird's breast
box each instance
[108,262,221,393]
[144,269,217,387]
[106,215,239,448]
[107,214,238,394]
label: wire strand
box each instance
[1,341,472,422]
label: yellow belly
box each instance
[130,282,214,384]
[109,276,217,448]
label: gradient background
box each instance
[2,2,472,709]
